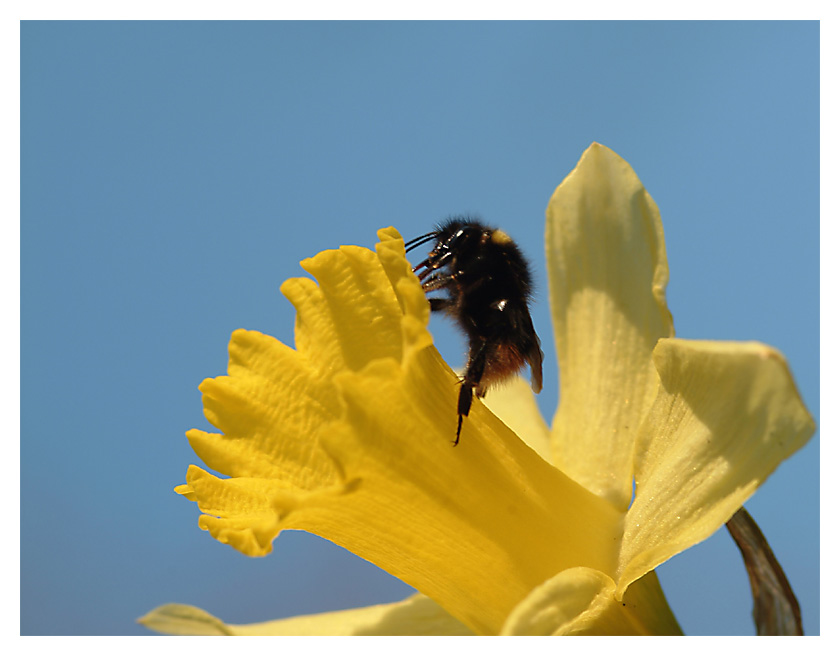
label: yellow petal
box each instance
[177,228,427,554]
[178,228,624,635]
[546,143,674,508]
[139,595,474,636]
[617,339,816,594]
[187,331,343,487]
[501,568,680,635]
[138,604,232,636]
[482,375,552,462]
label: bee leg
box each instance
[421,272,459,293]
[454,383,473,446]
[453,340,488,446]
[413,251,454,280]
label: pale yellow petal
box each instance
[617,339,815,595]
[501,568,680,635]
[139,595,473,636]
[546,143,674,509]
[482,375,552,461]
[138,604,232,635]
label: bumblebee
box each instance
[405,217,543,445]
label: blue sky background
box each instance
[20,21,819,636]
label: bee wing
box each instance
[527,337,544,393]
[509,305,544,394]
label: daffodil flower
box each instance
[140,143,814,636]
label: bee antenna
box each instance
[404,231,439,253]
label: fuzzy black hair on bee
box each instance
[405,217,543,445]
